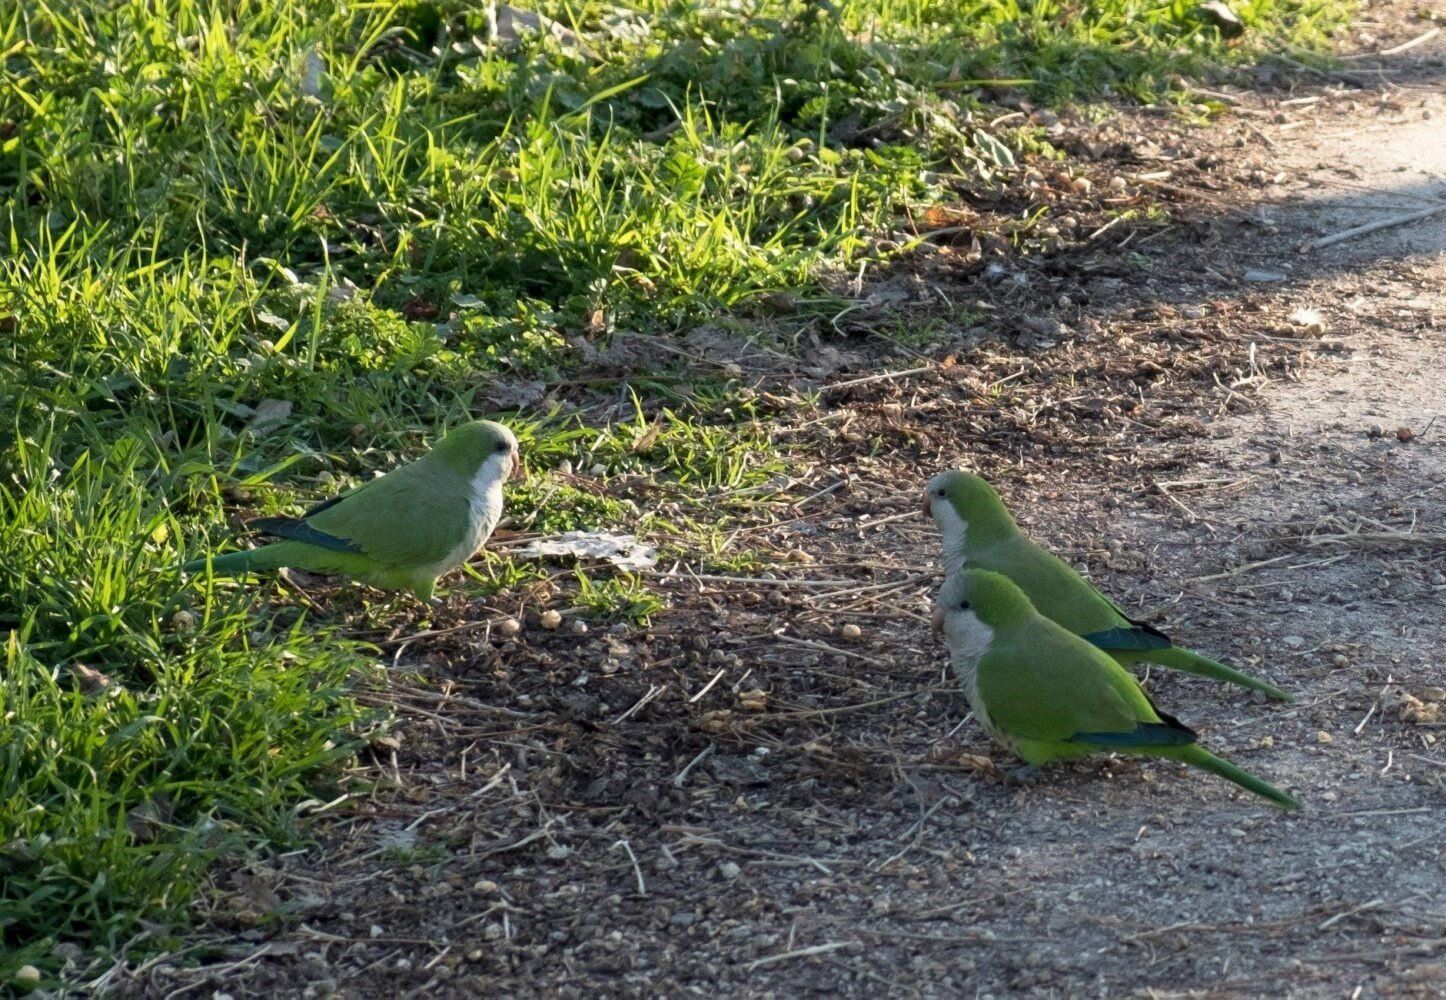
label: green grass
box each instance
[0,0,1345,986]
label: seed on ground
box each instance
[496,617,522,637]
[839,623,862,640]
[540,609,563,629]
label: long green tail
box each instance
[182,541,348,576]
[1138,645,1292,702]
[1176,745,1300,810]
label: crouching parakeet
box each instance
[184,420,520,600]
[924,470,1291,702]
[934,570,1299,809]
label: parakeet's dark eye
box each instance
[935,488,946,497]
[958,600,971,610]
[495,440,511,452]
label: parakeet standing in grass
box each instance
[184,420,520,600]
[924,470,1291,702]
[934,569,1298,809]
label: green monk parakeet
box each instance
[934,570,1298,809]
[184,420,520,600]
[924,470,1290,702]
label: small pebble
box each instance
[1107,175,1128,192]
[1070,176,1093,194]
[1396,426,1415,443]
[1366,423,1385,438]
[839,623,862,641]
[718,861,742,880]
[171,609,196,631]
[1317,730,1334,744]
[15,966,41,986]
[539,609,563,630]
[546,844,572,861]
[1322,791,1338,802]
[566,619,589,636]
[496,617,521,637]
[369,925,384,938]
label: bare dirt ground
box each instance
[119,14,1445,1000]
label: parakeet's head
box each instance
[932,569,1035,637]
[433,420,521,480]
[923,469,1015,553]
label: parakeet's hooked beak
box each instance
[509,450,525,481]
[931,607,944,633]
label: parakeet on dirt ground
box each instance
[924,469,1291,702]
[934,569,1299,809]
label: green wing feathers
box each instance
[298,461,471,568]
[977,618,1298,809]
[978,621,1163,743]
[984,537,1293,701]
[983,537,1127,636]
[182,457,474,589]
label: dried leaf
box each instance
[70,663,118,696]
[489,5,579,48]
[246,399,293,437]
[737,688,769,712]
[478,377,546,410]
[125,794,174,844]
